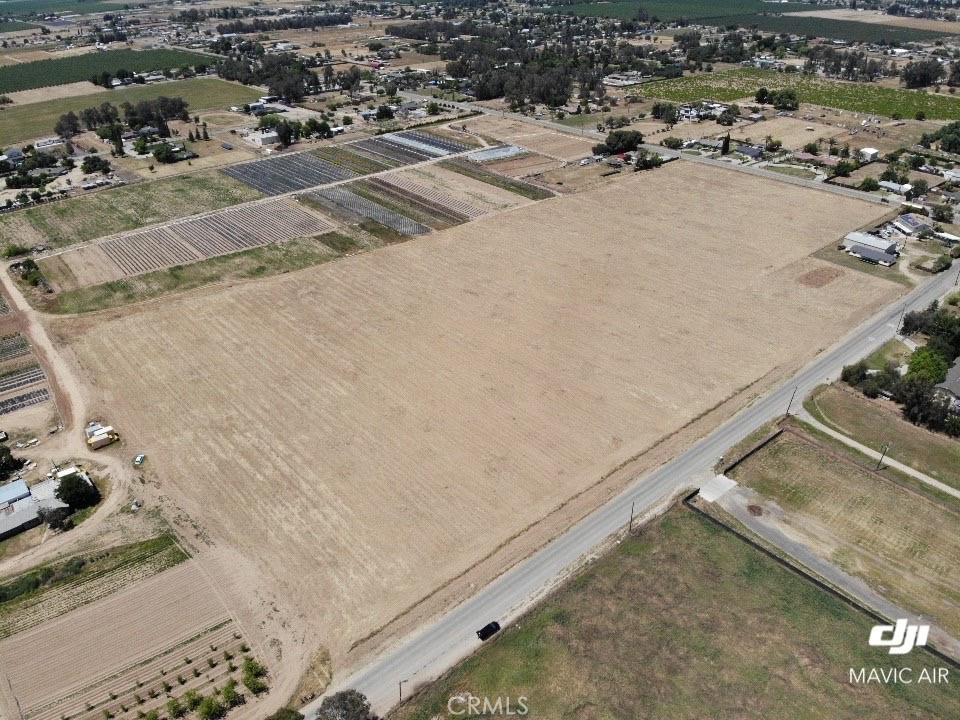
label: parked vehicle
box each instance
[476,621,501,641]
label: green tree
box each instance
[721,133,730,156]
[221,679,243,708]
[196,696,225,720]
[661,136,683,150]
[166,697,185,719]
[0,445,24,482]
[183,689,202,711]
[317,690,376,720]
[375,105,394,120]
[932,204,954,223]
[859,177,880,191]
[907,346,949,384]
[54,474,100,510]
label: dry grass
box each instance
[61,162,900,669]
[394,508,960,720]
[729,428,960,636]
[805,384,960,489]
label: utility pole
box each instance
[786,385,798,415]
[399,679,408,702]
[876,442,891,471]
[897,304,907,334]
[628,501,635,531]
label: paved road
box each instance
[303,237,960,715]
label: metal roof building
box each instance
[0,480,30,506]
[849,244,897,266]
[843,231,898,255]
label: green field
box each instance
[0,48,211,94]
[642,68,960,120]
[396,508,960,720]
[548,0,812,22]
[549,1,955,41]
[0,77,260,145]
[0,0,118,16]
[0,170,261,248]
[716,13,957,43]
[0,19,39,32]
[45,233,364,313]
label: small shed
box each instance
[859,147,879,162]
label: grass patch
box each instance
[0,77,261,146]
[766,164,817,180]
[2,169,261,249]
[812,243,912,287]
[642,68,960,121]
[438,160,554,200]
[47,234,353,313]
[395,507,960,720]
[0,20,38,32]
[0,534,188,638]
[547,0,813,22]
[729,425,960,636]
[358,219,405,243]
[865,338,912,370]
[804,383,960,489]
[0,49,211,94]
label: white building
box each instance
[859,147,879,162]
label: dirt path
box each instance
[0,266,134,577]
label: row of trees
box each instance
[54,96,190,139]
[841,301,960,436]
[215,13,351,34]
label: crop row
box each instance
[0,334,30,363]
[32,623,246,720]
[221,152,356,196]
[351,137,430,165]
[0,365,45,394]
[0,49,212,94]
[312,147,397,175]
[376,175,485,219]
[0,388,49,415]
[97,200,332,278]
[0,541,187,639]
[396,130,471,155]
[311,187,429,236]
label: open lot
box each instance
[465,115,597,160]
[0,170,262,249]
[785,8,960,33]
[394,508,960,720]
[728,425,960,636]
[805,384,960,490]
[0,77,261,146]
[63,161,899,671]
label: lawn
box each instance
[728,425,960,637]
[804,383,960,489]
[641,68,960,120]
[0,77,261,146]
[44,233,362,313]
[812,243,912,287]
[766,164,817,180]
[395,508,960,720]
[865,337,912,370]
[0,169,262,248]
[0,49,211,94]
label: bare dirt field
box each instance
[784,8,960,32]
[59,161,901,689]
[4,81,102,105]
[397,164,535,212]
[465,116,597,160]
[486,152,564,178]
[748,115,849,150]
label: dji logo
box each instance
[869,619,930,655]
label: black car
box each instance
[476,621,501,641]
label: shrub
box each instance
[166,698,185,719]
[862,379,881,398]
[661,136,683,150]
[840,360,869,386]
[221,679,243,708]
[183,689,202,711]
[196,696,225,720]
[908,346,949,383]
